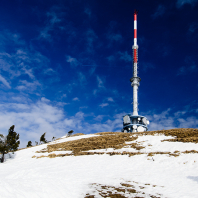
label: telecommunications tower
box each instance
[122,10,149,133]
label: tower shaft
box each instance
[130,10,141,116]
[122,10,149,133]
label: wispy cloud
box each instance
[41,97,50,103]
[189,22,198,33]
[78,72,87,85]
[44,68,56,75]
[1,97,196,149]
[106,55,115,62]
[16,80,41,92]
[152,5,166,19]
[106,21,123,46]
[84,7,91,17]
[141,62,155,72]
[99,103,109,108]
[118,51,132,62]
[107,97,114,102]
[73,97,79,101]
[177,56,197,75]
[107,33,122,42]
[66,55,81,68]
[145,105,198,131]
[176,0,198,8]
[85,29,98,53]
[39,6,65,41]
[97,76,105,88]
[177,65,197,75]
[0,39,50,83]
[0,74,11,89]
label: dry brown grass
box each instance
[182,150,198,154]
[128,143,145,150]
[135,128,198,143]
[34,151,145,159]
[147,152,171,157]
[33,128,198,159]
[85,182,162,198]
[70,133,85,137]
[95,132,123,135]
[37,133,138,156]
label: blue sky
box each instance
[0,0,198,148]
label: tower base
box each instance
[121,114,149,133]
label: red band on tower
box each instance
[134,29,137,38]
[134,14,137,21]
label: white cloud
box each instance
[41,97,50,103]
[118,51,132,62]
[176,0,197,8]
[78,72,87,85]
[152,5,166,19]
[16,80,41,92]
[189,22,198,33]
[107,33,122,42]
[60,94,67,99]
[99,103,109,108]
[144,107,198,131]
[107,97,114,102]
[89,67,96,76]
[73,97,79,101]
[21,66,35,79]
[85,29,98,53]
[47,11,62,25]
[1,96,197,150]
[0,74,11,89]
[84,7,91,17]
[0,36,50,86]
[177,65,197,75]
[177,56,197,75]
[66,55,81,68]
[106,55,115,62]
[97,76,105,88]
[44,68,56,75]
[141,62,155,72]
[94,115,104,121]
[39,6,65,41]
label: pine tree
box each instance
[68,130,74,136]
[0,134,8,163]
[0,125,20,163]
[40,132,47,144]
[6,125,20,153]
[27,141,32,147]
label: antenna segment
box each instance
[131,10,140,116]
[122,10,149,133]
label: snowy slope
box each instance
[0,131,198,198]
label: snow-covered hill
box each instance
[1,129,198,198]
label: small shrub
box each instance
[27,141,32,147]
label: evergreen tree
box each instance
[27,141,32,147]
[52,136,56,141]
[68,130,74,136]
[0,125,20,163]
[40,132,47,144]
[6,125,20,153]
[0,134,8,163]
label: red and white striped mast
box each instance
[122,10,149,133]
[130,10,141,116]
